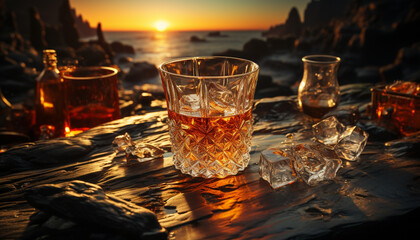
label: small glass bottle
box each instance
[298,55,341,119]
[35,49,67,139]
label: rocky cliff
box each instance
[5,0,95,39]
[304,0,349,28]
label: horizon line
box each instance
[102,28,267,32]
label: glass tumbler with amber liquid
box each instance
[62,66,120,136]
[35,49,67,139]
[298,55,341,118]
[159,56,259,178]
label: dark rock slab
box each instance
[22,180,167,239]
[125,61,158,82]
[0,138,93,175]
[0,84,419,239]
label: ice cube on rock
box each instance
[334,126,369,161]
[259,148,297,189]
[312,116,345,146]
[112,132,133,152]
[128,143,165,160]
[112,133,164,162]
[292,143,342,186]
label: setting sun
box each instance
[154,20,169,32]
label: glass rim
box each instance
[302,55,341,64]
[158,56,259,79]
[63,66,118,80]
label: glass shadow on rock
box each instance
[159,56,259,178]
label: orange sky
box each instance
[70,0,310,31]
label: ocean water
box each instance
[94,30,300,88]
[102,30,264,66]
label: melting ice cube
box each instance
[334,126,369,161]
[292,143,342,186]
[259,148,297,189]
[312,116,345,146]
[112,133,164,162]
[112,132,133,152]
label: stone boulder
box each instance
[242,38,269,61]
[125,61,158,82]
[118,56,133,64]
[75,43,110,66]
[111,41,135,54]
[190,35,206,42]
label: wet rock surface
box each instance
[0,84,419,239]
[21,180,167,240]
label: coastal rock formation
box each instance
[255,0,419,87]
[29,7,47,50]
[74,12,95,38]
[58,0,79,49]
[304,0,349,28]
[96,22,114,62]
[208,31,227,37]
[190,35,206,42]
[5,0,95,39]
[263,7,303,38]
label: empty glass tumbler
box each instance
[159,56,259,178]
[298,55,341,118]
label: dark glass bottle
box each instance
[35,49,67,139]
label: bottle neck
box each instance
[44,58,58,70]
[43,50,58,70]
